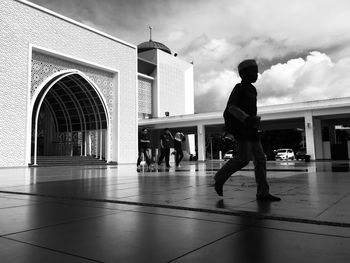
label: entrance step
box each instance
[29,156,112,167]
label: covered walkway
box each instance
[139,97,350,162]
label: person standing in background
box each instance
[174,131,185,167]
[136,128,152,172]
[158,128,173,168]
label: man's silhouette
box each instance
[214,59,281,201]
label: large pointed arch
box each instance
[30,70,111,165]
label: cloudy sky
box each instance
[27,0,350,113]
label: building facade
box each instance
[137,41,194,119]
[0,0,195,167]
[0,0,138,166]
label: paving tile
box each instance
[316,195,350,224]
[0,237,95,263]
[8,210,246,263]
[51,198,260,226]
[0,196,38,209]
[173,225,350,263]
[0,202,119,236]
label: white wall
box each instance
[157,50,194,117]
[0,0,138,166]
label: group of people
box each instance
[137,58,281,202]
[136,128,185,172]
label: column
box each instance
[313,117,323,159]
[105,128,110,162]
[304,111,316,160]
[197,124,206,161]
[99,129,103,160]
[84,131,88,156]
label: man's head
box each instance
[164,128,170,133]
[238,59,258,83]
[142,128,148,133]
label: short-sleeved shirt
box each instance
[224,82,258,141]
[160,133,172,149]
[139,132,151,149]
[174,132,185,151]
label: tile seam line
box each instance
[166,230,244,263]
[1,190,350,228]
[1,210,121,238]
[314,192,350,219]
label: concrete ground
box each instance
[0,160,350,262]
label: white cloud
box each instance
[195,70,240,113]
[258,51,350,105]
[196,51,350,112]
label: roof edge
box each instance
[15,0,136,49]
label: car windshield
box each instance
[276,150,287,153]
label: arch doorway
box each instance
[31,71,110,165]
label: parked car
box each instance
[224,150,234,160]
[295,149,310,161]
[275,148,295,161]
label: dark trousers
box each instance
[158,147,170,167]
[214,140,269,196]
[175,148,183,166]
[137,148,152,166]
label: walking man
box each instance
[136,128,152,172]
[174,131,185,167]
[214,59,281,201]
[158,128,173,168]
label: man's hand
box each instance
[244,116,261,128]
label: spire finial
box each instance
[149,25,153,41]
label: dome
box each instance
[137,40,172,55]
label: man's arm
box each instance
[227,105,249,122]
[140,134,150,144]
[228,105,260,128]
[160,136,164,148]
[167,131,174,140]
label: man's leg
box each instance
[175,151,179,166]
[137,150,142,166]
[137,149,146,172]
[165,148,170,167]
[175,149,183,166]
[251,141,269,196]
[214,141,251,196]
[158,149,165,165]
[177,149,183,166]
[145,148,152,166]
[252,141,281,201]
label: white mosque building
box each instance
[1,0,350,168]
[0,0,193,167]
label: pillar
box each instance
[304,111,316,160]
[313,118,323,159]
[99,129,103,160]
[197,124,206,161]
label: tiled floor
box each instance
[0,160,350,262]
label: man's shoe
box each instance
[256,194,281,202]
[214,181,223,197]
